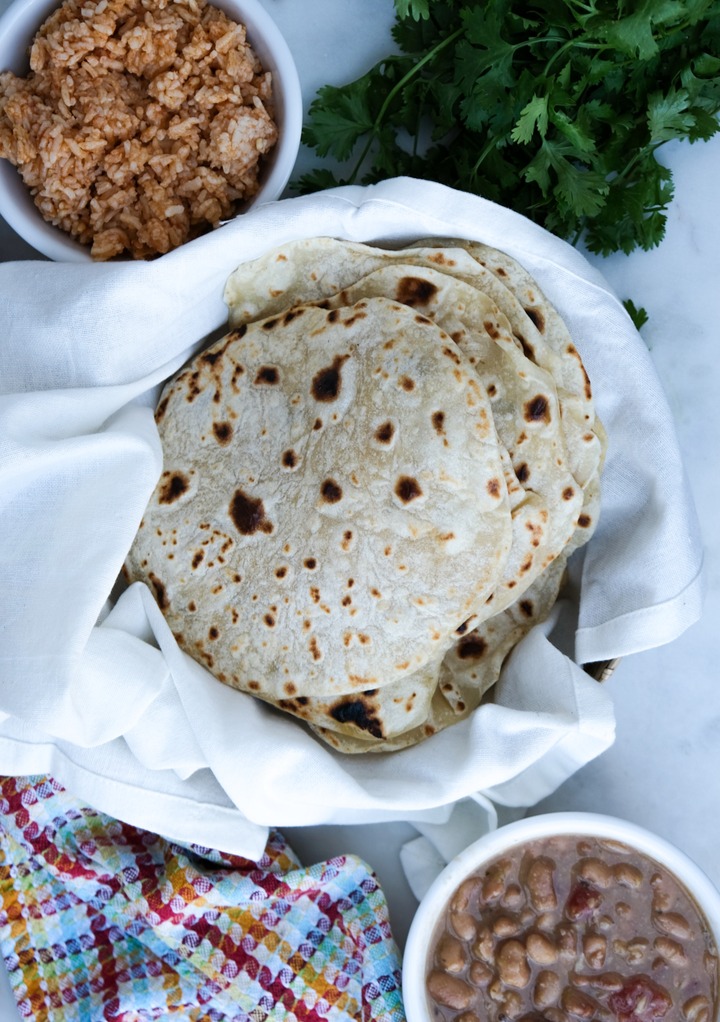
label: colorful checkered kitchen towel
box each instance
[0,775,405,1022]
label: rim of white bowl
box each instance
[0,0,302,262]
[402,811,720,1022]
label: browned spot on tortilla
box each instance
[303,557,317,570]
[399,375,415,392]
[515,462,530,484]
[516,334,535,359]
[309,636,322,661]
[483,319,500,340]
[208,626,219,640]
[327,309,340,324]
[261,317,280,331]
[520,556,533,574]
[583,368,592,401]
[442,345,462,366]
[158,472,189,505]
[342,595,352,607]
[455,618,472,636]
[415,314,432,325]
[248,680,260,692]
[254,365,279,385]
[191,550,204,569]
[375,421,394,443]
[188,601,197,612]
[524,394,551,423]
[329,697,383,739]
[563,486,575,501]
[155,395,170,422]
[213,421,233,445]
[396,275,438,307]
[283,308,303,324]
[311,354,349,402]
[284,681,297,696]
[519,600,534,617]
[458,635,487,660]
[486,383,497,397]
[310,587,320,604]
[578,513,592,528]
[432,410,445,435]
[281,449,298,469]
[148,572,168,610]
[229,489,272,536]
[347,578,355,588]
[496,266,507,277]
[275,566,287,579]
[320,479,342,503]
[342,530,353,551]
[525,306,546,333]
[230,364,245,391]
[313,418,323,431]
[487,478,501,498]
[395,475,422,503]
[264,613,275,627]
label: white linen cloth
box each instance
[0,179,702,860]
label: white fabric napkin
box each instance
[0,178,702,859]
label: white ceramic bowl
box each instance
[403,812,720,1022]
[0,0,302,261]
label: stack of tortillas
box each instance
[124,237,606,753]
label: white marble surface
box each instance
[1,0,720,1016]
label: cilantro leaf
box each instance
[394,0,432,20]
[512,95,549,144]
[623,299,650,331]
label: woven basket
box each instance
[585,659,620,683]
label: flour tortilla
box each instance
[225,236,604,491]
[411,238,606,492]
[311,553,569,753]
[125,297,514,714]
[320,263,585,616]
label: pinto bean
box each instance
[493,915,521,937]
[534,971,561,1009]
[614,863,643,888]
[653,911,692,940]
[469,960,493,987]
[435,932,467,974]
[482,860,512,903]
[427,971,474,1010]
[497,940,531,988]
[582,932,607,969]
[577,858,613,889]
[561,987,599,1019]
[683,995,712,1022]
[452,876,483,914]
[527,931,559,965]
[471,925,494,964]
[527,857,557,911]
[450,910,478,942]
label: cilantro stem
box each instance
[544,37,606,75]
[347,26,464,182]
[470,135,500,180]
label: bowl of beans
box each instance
[403,813,720,1022]
[0,0,302,261]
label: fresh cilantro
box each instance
[297,0,720,255]
[623,299,650,331]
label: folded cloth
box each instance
[0,178,702,854]
[0,775,405,1022]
